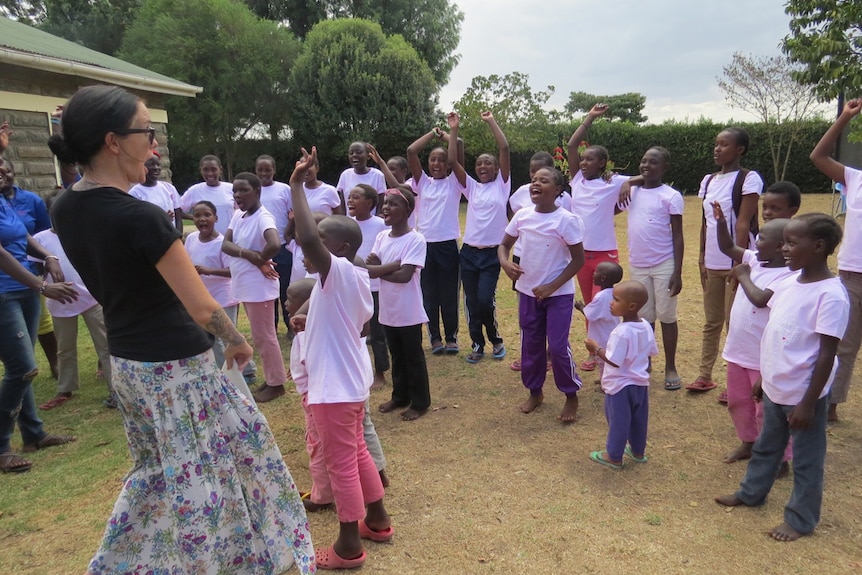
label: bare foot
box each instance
[714,494,746,507]
[775,461,790,479]
[723,442,754,463]
[518,393,543,414]
[378,400,403,413]
[370,373,386,391]
[400,407,427,421]
[828,403,838,423]
[557,394,579,423]
[770,521,804,542]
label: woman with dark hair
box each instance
[50,85,314,574]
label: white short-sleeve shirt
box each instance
[504,207,584,298]
[303,182,341,215]
[838,166,862,272]
[227,207,280,303]
[413,172,461,242]
[337,168,386,198]
[354,215,388,292]
[461,171,510,247]
[509,185,571,257]
[33,230,99,317]
[180,182,236,235]
[129,181,181,215]
[698,170,763,270]
[371,229,429,327]
[760,276,849,405]
[625,184,684,268]
[184,231,238,309]
[601,319,658,396]
[260,181,292,242]
[569,171,626,251]
[583,287,619,348]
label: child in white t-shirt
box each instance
[337,142,386,215]
[179,155,236,235]
[301,154,342,216]
[289,147,392,568]
[447,111,510,363]
[716,213,849,542]
[575,261,622,383]
[129,151,182,231]
[367,187,431,422]
[348,183,390,391]
[222,173,287,404]
[619,147,685,390]
[499,167,585,423]
[585,280,657,469]
[255,154,293,333]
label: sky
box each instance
[438,0,819,124]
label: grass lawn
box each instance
[2,193,861,574]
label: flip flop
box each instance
[664,377,682,391]
[579,359,597,371]
[589,450,623,470]
[315,545,366,570]
[38,395,72,410]
[359,519,394,542]
[717,390,728,404]
[510,360,522,371]
[492,343,507,359]
[685,378,717,392]
[624,445,648,463]
[444,342,459,355]
[431,341,445,355]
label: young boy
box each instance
[760,181,802,222]
[289,147,392,569]
[575,261,623,383]
[585,280,657,469]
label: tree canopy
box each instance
[565,91,647,124]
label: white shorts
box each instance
[630,259,678,324]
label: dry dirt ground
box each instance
[2,194,861,575]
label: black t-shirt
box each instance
[52,186,213,361]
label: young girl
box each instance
[256,154,293,331]
[566,104,628,371]
[179,155,236,235]
[336,141,386,214]
[620,147,685,390]
[499,167,585,422]
[348,183,390,390]
[692,127,763,392]
[574,261,623,383]
[447,111,509,363]
[716,213,848,542]
[367,187,431,421]
[810,98,862,423]
[129,151,182,230]
[407,127,464,355]
[222,173,288,403]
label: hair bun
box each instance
[47,134,79,165]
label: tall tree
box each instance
[251,0,463,86]
[717,52,824,181]
[565,91,647,124]
[782,0,862,102]
[121,0,300,176]
[288,18,437,165]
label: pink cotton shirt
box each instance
[260,181,292,241]
[722,250,797,370]
[601,319,658,396]
[569,171,626,251]
[180,182,236,235]
[184,231,237,309]
[129,181,181,214]
[413,172,461,242]
[698,170,763,271]
[625,184,684,268]
[227,208,280,303]
[354,216,388,292]
[583,287,619,348]
[509,185,571,258]
[33,230,98,317]
[461,171,510,247]
[372,229,429,327]
[305,255,374,404]
[838,166,862,273]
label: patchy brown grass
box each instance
[2,194,860,574]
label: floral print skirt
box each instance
[88,350,315,575]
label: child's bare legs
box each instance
[519,392,543,414]
[371,372,386,391]
[660,320,680,383]
[559,394,579,422]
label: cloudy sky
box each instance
[438,0,822,124]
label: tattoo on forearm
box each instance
[206,308,245,346]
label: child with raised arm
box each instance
[809,98,862,422]
[290,147,392,569]
[586,280,657,469]
[692,127,763,392]
[575,261,623,384]
[620,147,685,390]
[407,127,464,355]
[712,202,795,472]
[499,167,585,422]
[367,187,431,421]
[447,111,509,363]
[716,213,849,542]
[179,155,236,235]
[337,142,386,214]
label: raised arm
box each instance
[446,112,467,187]
[567,103,608,165]
[407,130,436,182]
[368,144,401,188]
[434,127,466,169]
[289,147,332,281]
[810,98,862,185]
[711,202,745,263]
[482,111,510,183]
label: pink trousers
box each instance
[306,399,385,522]
[726,362,791,461]
[243,300,287,387]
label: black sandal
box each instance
[0,452,33,473]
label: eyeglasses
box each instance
[116,126,156,145]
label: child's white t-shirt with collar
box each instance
[129,181,181,214]
[354,215,389,292]
[698,170,763,271]
[184,231,238,309]
[180,181,236,235]
[509,185,571,257]
[227,207,280,303]
[601,318,658,396]
[305,255,374,404]
[760,275,849,405]
[838,166,862,273]
[624,183,684,268]
[722,249,797,370]
[412,172,461,242]
[583,287,619,348]
[461,171,510,247]
[568,170,626,251]
[33,230,99,317]
[303,182,341,215]
[290,331,309,395]
[504,206,583,298]
[371,229,429,327]
[260,181,292,242]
